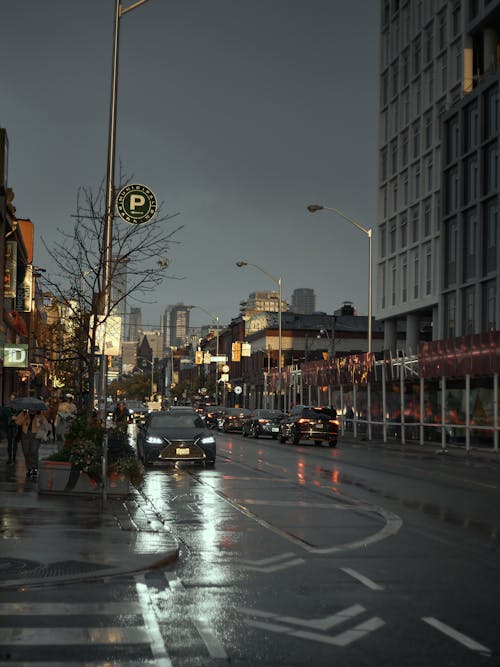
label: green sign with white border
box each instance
[116,183,157,224]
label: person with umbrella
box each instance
[10,397,48,478]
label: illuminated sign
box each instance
[3,343,28,368]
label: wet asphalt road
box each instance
[1,429,500,665]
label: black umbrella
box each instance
[8,397,49,412]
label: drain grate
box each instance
[0,558,112,580]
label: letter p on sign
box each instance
[116,184,157,224]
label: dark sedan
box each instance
[278,405,339,447]
[136,411,216,467]
[219,408,251,432]
[242,409,285,439]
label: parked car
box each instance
[136,410,216,467]
[278,405,339,447]
[124,400,149,422]
[242,409,285,439]
[204,406,225,429]
[219,407,251,432]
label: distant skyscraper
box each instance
[239,291,288,316]
[128,307,142,341]
[163,304,190,348]
[111,256,128,341]
[291,288,316,315]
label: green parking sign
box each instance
[116,184,157,224]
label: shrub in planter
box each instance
[44,418,144,488]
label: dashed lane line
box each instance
[422,617,491,656]
[340,567,384,590]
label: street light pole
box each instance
[98,0,151,418]
[236,260,283,409]
[307,204,372,354]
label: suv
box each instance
[219,408,251,432]
[278,405,339,447]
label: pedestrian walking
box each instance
[14,410,43,478]
[0,395,18,464]
[113,401,129,425]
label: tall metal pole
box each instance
[278,276,282,409]
[98,0,121,417]
[307,204,373,354]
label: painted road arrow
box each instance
[236,604,385,647]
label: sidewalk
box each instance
[0,440,179,590]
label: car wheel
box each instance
[205,459,215,468]
[314,440,322,446]
[242,427,248,438]
[252,426,259,439]
[329,440,337,448]
[292,429,301,445]
[278,431,287,444]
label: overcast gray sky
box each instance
[1,0,380,331]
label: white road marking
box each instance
[243,558,305,573]
[193,619,228,659]
[239,606,384,647]
[0,602,139,615]
[136,575,173,667]
[422,617,491,655]
[164,572,186,590]
[340,567,384,590]
[0,626,150,645]
[241,552,297,566]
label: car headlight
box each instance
[200,436,216,445]
[146,435,163,444]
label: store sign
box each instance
[3,343,28,368]
[4,241,17,298]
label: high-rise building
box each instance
[239,291,288,316]
[163,304,190,348]
[128,307,142,341]
[377,0,499,353]
[290,288,316,315]
[111,256,128,342]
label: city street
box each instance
[1,431,500,665]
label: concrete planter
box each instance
[38,460,130,495]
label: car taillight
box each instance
[297,418,309,424]
[258,419,269,424]
[329,419,339,426]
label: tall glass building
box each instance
[377,0,499,353]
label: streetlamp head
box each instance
[235,261,247,267]
[307,204,324,213]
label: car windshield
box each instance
[259,410,283,418]
[150,413,205,429]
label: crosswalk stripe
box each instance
[0,602,139,615]
[0,626,150,646]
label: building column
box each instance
[406,313,420,355]
[383,318,397,352]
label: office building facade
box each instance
[290,288,316,315]
[377,0,500,353]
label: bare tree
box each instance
[41,180,183,410]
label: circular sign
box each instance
[234,386,242,395]
[116,184,157,224]
[222,364,230,373]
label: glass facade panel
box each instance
[484,200,498,275]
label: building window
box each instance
[446,115,459,163]
[445,166,458,213]
[444,292,456,339]
[402,130,409,165]
[402,254,408,302]
[438,10,447,51]
[426,157,433,192]
[425,24,434,63]
[403,171,409,205]
[393,181,398,212]
[381,263,387,310]
[413,121,420,158]
[383,187,388,217]
[484,200,498,274]
[440,54,448,93]
[415,79,422,115]
[469,0,479,20]
[401,214,408,247]
[402,49,410,86]
[381,148,388,180]
[424,111,433,149]
[464,155,478,204]
[485,86,499,139]
[463,286,475,335]
[413,249,419,299]
[382,72,389,106]
[483,142,498,196]
[391,140,398,174]
[425,244,432,295]
[445,218,458,287]
[390,219,397,253]
[482,280,496,331]
[413,36,421,76]
[452,4,461,37]
[427,70,434,105]
[380,224,387,257]
[414,164,421,200]
[464,103,478,151]
[391,62,399,97]
[402,89,410,125]
[424,199,432,236]
[412,206,419,243]
[391,260,397,306]
[463,209,477,281]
